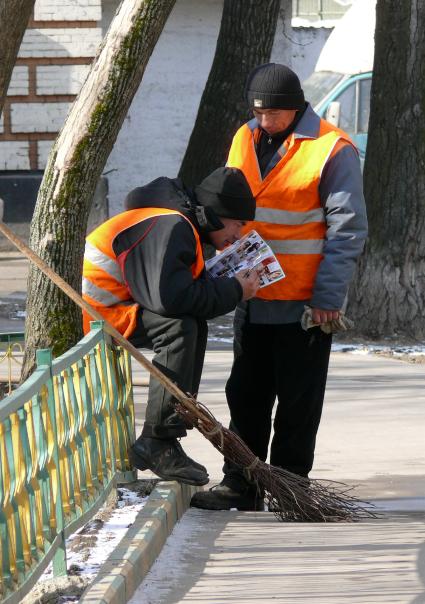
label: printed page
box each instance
[205,230,285,288]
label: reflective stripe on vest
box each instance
[82,277,123,306]
[84,240,125,285]
[82,208,204,337]
[227,118,356,301]
[266,239,324,255]
[255,207,325,226]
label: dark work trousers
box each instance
[129,309,208,440]
[223,320,332,490]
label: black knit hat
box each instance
[246,63,305,110]
[194,167,255,222]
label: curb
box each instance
[79,481,198,604]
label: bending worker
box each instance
[191,63,368,511]
[82,167,260,487]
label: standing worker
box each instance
[82,167,260,487]
[192,63,368,511]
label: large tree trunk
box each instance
[0,0,36,115]
[349,1,425,341]
[178,0,283,187]
[21,0,176,380]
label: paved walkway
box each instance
[130,351,425,603]
[129,509,425,603]
[133,351,425,495]
[1,251,424,601]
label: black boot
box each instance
[190,482,264,511]
[174,439,207,473]
[130,437,209,486]
[133,436,207,473]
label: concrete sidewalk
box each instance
[2,251,425,601]
[129,351,425,603]
[133,351,425,497]
[129,509,425,603]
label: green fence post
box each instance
[90,321,117,478]
[36,348,67,577]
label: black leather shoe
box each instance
[190,483,264,511]
[130,437,209,486]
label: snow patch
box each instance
[208,336,425,358]
[332,343,425,356]
[41,487,147,582]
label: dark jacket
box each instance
[114,177,242,319]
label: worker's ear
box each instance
[194,205,224,232]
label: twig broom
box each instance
[0,220,376,522]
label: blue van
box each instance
[302,0,375,165]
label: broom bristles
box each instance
[175,397,377,522]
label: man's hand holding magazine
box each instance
[235,268,261,300]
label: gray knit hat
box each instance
[246,63,305,110]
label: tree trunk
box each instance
[178,0,282,187]
[349,1,425,341]
[0,0,35,114]
[21,0,176,380]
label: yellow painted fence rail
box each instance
[0,333,24,396]
[0,321,136,603]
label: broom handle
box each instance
[0,220,207,423]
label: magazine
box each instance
[205,230,285,288]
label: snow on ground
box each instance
[208,329,425,359]
[207,313,425,357]
[331,342,425,357]
[41,487,147,583]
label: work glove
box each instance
[301,306,354,334]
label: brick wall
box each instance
[0,0,102,171]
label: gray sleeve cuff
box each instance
[312,144,368,309]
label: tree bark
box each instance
[349,1,425,341]
[21,0,176,380]
[178,0,282,187]
[0,0,35,114]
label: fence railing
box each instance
[0,333,24,397]
[0,321,136,603]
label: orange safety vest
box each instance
[82,208,204,337]
[227,118,356,301]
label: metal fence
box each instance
[0,333,24,397]
[0,321,136,603]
